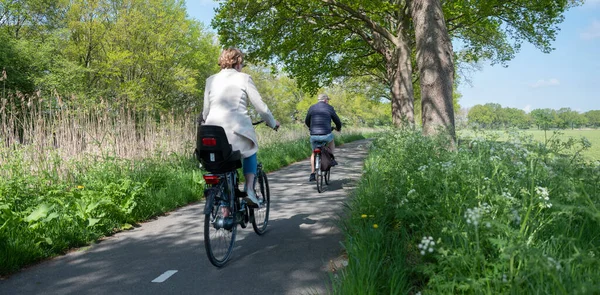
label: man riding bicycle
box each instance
[305,93,342,182]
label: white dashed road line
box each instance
[151,270,178,283]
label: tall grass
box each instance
[333,129,600,294]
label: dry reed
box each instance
[0,93,196,180]
[1,92,375,180]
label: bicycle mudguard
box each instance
[203,187,219,214]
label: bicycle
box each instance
[312,127,337,193]
[195,122,271,267]
[312,141,331,193]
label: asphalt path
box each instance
[0,139,371,295]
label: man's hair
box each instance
[218,47,244,69]
[318,93,329,102]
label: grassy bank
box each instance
[333,130,600,294]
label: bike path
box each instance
[0,139,371,295]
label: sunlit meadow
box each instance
[333,129,600,294]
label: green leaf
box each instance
[43,212,59,223]
[87,217,101,227]
[24,203,51,223]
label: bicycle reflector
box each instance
[203,175,220,184]
[313,148,321,153]
[202,137,217,146]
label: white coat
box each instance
[202,69,277,158]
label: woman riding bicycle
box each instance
[304,93,342,182]
[202,47,280,206]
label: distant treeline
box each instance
[467,103,600,129]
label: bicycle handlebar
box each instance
[252,120,279,131]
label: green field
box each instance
[459,129,600,161]
[523,129,600,160]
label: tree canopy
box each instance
[212,0,582,128]
[1,0,219,111]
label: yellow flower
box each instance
[77,185,84,189]
[361,214,367,218]
[373,224,379,229]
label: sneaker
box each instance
[309,173,316,182]
[244,190,261,208]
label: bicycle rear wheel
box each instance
[325,169,330,185]
[204,186,236,267]
[315,154,323,193]
[251,168,270,235]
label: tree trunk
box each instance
[410,0,456,147]
[388,35,415,127]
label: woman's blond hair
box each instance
[218,47,244,69]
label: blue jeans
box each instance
[243,153,257,175]
[310,133,334,150]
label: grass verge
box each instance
[332,129,600,294]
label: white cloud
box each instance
[523,105,532,113]
[581,20,600,40]
[530,78,560,88]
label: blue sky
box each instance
[185,0,600,113]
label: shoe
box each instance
[309,173,316,182]
[244,190,261,208]
[331,159,338,167]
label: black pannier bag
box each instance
[320,146,334,171]
[195,125,242,174]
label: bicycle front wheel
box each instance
[251,168,270,235]
[204,187,236,267]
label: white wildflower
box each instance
[464,203,491,227]
[418,165,428,172]
[546,256,562,271]
[441,161,454,170]
[407,189,416,196]
[418,236,436,256]
[535,186,552,208]
[511,209,521,225]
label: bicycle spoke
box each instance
[204,185,236,267]
[251,169,270,235]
